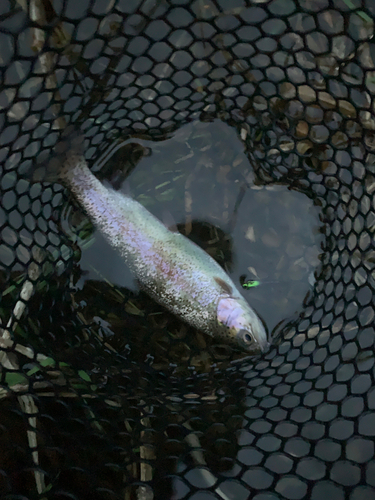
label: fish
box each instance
[36,135,268,353]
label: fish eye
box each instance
[241,331,253,344]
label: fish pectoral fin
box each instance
[214,277,233,295]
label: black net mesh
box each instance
[1,0,375,499]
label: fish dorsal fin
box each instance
[121,180,132,196]
[162,210,178,232]
[214,277,233,295]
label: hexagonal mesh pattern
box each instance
[1,0,375,499]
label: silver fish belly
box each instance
[60,152,268,353]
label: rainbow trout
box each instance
[50,145,268,353]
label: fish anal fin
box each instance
[214,277,233,295]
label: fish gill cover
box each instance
[0,0,375,499]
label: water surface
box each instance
[71,120,323,337]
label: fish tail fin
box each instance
[26,126,85,183]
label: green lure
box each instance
[242,280,260,289]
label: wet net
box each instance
[1,0,375,499]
